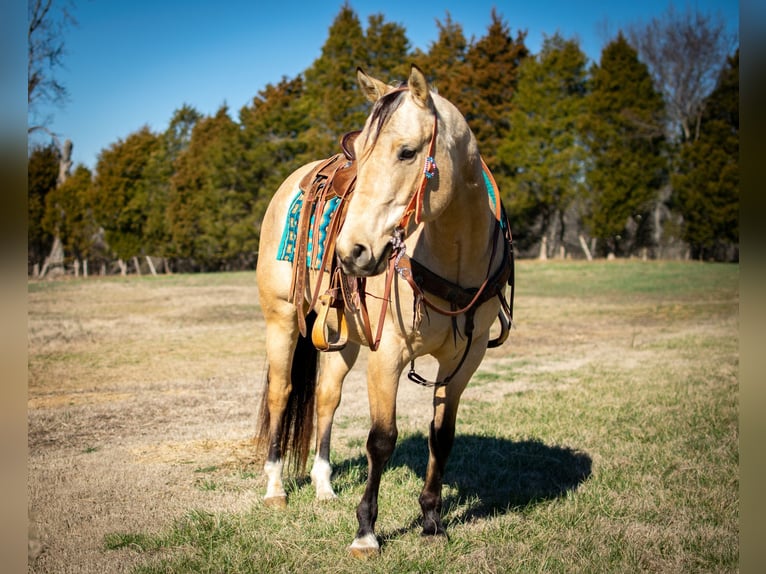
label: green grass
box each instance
[74,260,737,572]
[520,259,737,300]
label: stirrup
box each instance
[312,293,349,351]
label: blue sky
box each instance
[36,0,739,170]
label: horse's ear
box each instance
[408,65,432,108]
[357,67,391,103]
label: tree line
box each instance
[28,3,739,276]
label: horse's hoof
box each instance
[421,531,449,545]
[420,519,447,539]
[348,533,380,557]
[315,491,338,502]
[263,495,287,508]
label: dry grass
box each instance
[27,261,739,573]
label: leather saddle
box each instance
[288,131,361,348]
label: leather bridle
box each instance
[397,110,439,231]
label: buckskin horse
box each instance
[255,65,514,556]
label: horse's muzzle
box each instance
[338,243,391,277]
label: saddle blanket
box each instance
[276,187,340,269]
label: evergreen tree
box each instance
[239,76,310,235]
[28,143,60,271]
[583,33,667,256]
[163,104,203,158]
[363,14,410,82]
[419,12,469,105]
[461,9,528,169]
[168,106,255,270]
[672,49,738,261]
[301,3,368,157]
[143,105,203,259]
[91,126,162,262]
[301,4,413,158]
[499,34,588,256]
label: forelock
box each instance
[364,82,408,149]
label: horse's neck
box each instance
[419,163,497,286]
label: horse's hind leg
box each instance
[310,342,360,500]
[261,315,296,505]
[258,298,307,507]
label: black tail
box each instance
[257,311,318,476]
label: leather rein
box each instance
[293,102,515,387]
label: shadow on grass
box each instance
[332,432,592,525]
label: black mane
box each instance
[364,82,408,151]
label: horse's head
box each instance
[336,65,474,277]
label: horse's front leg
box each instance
[349,350,401,557]
[310,342,360,500]
[420,340,488,537]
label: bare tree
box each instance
[28,0,77,277]
[627,3,736,143]
[28,0,76,135]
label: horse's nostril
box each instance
[352,244,367,261]
[338,242,377,275]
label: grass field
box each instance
[27,260,739,573]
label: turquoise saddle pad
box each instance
[276,189,341,270]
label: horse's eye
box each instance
[398,147,417,161]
